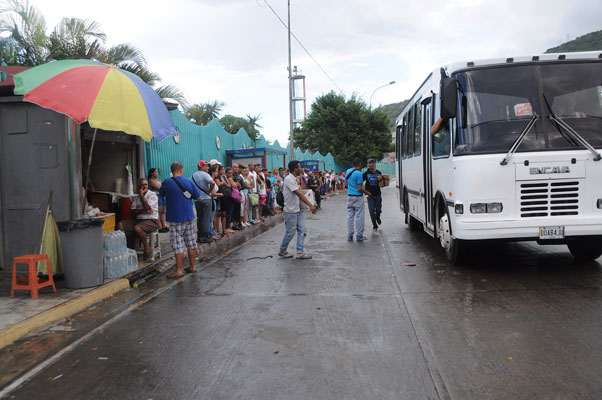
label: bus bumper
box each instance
[453,216,602,240]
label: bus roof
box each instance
[444,50,602,75]
[396,50,602,124]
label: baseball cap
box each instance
[197,160,208,168]
[367,158,376,163]
[209,159,222,166]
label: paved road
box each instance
[8,187,602,399]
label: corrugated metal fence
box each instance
[145,109,395,181]
[145,109,347,180]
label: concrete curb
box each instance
[0,278,130,350]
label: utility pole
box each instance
[287,0,295,164]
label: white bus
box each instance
[395,51,602,264]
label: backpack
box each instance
[276,190,284,208]
[218,184,232,198]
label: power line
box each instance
[259,0,343,94]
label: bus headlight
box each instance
[469,202,503,214]
[470,203,487,214]
[487,203,503,213]
[455,203,464,214]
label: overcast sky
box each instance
[27,0,602,145]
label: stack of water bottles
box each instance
[103,230,138,279]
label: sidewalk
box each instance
[0,212,288,350]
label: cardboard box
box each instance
[379,175,390,187]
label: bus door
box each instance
[421,97,435,233]
[396,123,403,209]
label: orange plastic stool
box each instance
[11,254,57,299]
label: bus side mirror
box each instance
[440,78,457,119]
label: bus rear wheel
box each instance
[567,236,602,261]
[438,212,466,265]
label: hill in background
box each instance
[545,30,602,53]
[376,100,408,131]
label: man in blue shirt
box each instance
[363,159,383,231]
[192,160,214,244]
[346,157,371,241]
[160,162,202,278]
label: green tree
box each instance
[0,0,48,65]
[220,114,258,141]
[294,91,393,164]
[185,100,225,125]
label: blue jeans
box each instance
[280,211,307,254]
[347,196,365,238]
[367,194,382,227]
[209,199,216,236]
[195,199,213,240]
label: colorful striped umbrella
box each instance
[13,59,178,142]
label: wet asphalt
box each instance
[7,187,602,399]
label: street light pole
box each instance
[287,0,295,164]
[369,80,396,109]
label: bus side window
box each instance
[414,102,421,156]
[401,115,407,159]
[407,108,415,158]
[396,125,401,160]
[432,118,451,157]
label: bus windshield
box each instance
[454,62,602,155]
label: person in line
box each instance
[279,160,317,260]
[148,168,168,232]
[346,157,371,242]
[159,162,201,278]
[192,160,214,244]
[118,178,159,261]
[230,163,244,230]
[270,168,282,214]
[248,163,259,223]
[240,166,253,227]
[208,165,222,238]
[214,165,234,235]
[263,169,275,217]
[363,159,383,231]
[255,164,266,221]
[307,170,322,209]
[222,167,236,233]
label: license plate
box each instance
[539,226,565,240]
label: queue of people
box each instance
[119,158,384,276]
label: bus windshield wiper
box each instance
[541,92,601,161]
[548,114,602,161]
[500,113,539,165]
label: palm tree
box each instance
[246,114,263,140]
[0,0,48,65]
[185,100,225,125]
[47,17,106,61]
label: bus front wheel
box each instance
[567,236,602,261]
[438,212,466,265]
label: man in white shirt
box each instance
[248,163,259,222]
[118,178,159,260]
[278,160,317,260]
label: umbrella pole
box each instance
[82,128,98,213]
